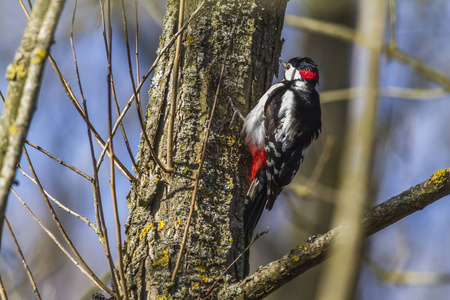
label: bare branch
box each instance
[97,0,121,296]
[284,15,450,90]
[25,140,92,181]
[317,2,387,299]
[11,188,113,295]
[166,0,185,169]
[0,0,65,250]
[105,0,128,297]
[17,166,98,231]
[18,0,135,182]
[218,169,450,299]
[5,217,42,300]
[22,146,113,296]
[321,87,447,103]
[95,1,206,175]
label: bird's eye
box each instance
[286,64,291,70]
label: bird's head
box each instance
[280,57,319,83]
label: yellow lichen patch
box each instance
[31,49,47,64]
[187,35,195,44]
[152,249,169,266]
[195,260,206,274]
[139,224,153,240]
[431,169,449,185]
[221,136,235,146]
[157,295,166,300]
[292,254,300,262]
[201,275,212,282]
[177,219,185,226]
[183,166,190,174]
[6,63,27,81]
[411,194,416,202]
[8,125,18,134]
[192,282,200,288]
[226,136,235,146]
[158,221,165,229]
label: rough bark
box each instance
[123,0,288,298]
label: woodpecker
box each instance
[242,57,322,243]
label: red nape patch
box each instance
[299,69,319,81]
[251,150,266,181]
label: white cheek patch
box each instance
[284,65,296,81]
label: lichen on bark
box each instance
[123,0,288,298]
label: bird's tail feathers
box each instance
[244,176,267,247]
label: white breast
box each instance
[242,83,285,150]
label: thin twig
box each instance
[17,0,30,18]
[11,188,112,295]
[5,217,42,300]
[389,0,397,50]
[171,25,235,282]
[320,87,447,103]
[97,0,121,296]
[50,51,135,181]
[121,1,173,174]
[17,0,135,183]
[284,14,450,90]
[22,146,113,295]
[118,0,143,178]
[70,0,102,238]
[25,140,92,181]
[0,0,65,249]
[96,0,206,174]
[167,0,185,169]
[203,230,269,297]
[133,0,144,173]
[71,0,118,296]
[67,0,104,257]
[17,166,98,231]
[107,1,128,298]
[135,0,141,109]
[110,73,140,177]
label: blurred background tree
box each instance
[0,0,450,299]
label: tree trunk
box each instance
[123,0,288,298]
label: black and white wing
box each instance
[264,81,321,210]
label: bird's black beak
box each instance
[279,59,288,69]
